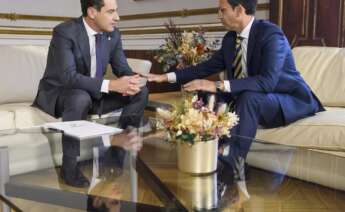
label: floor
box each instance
[2,163,345,212]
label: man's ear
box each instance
[87,7,97,19]
[235,5,245,17]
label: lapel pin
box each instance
[108,36,111,41]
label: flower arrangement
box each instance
[154,20,220,72]
[157,94,239,145]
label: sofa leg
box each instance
[0,147,10,212]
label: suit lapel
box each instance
[246,20,258,75]
[225,32,237,78]
[76,17,91,75]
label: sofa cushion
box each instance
[0,103,59,129]
[0,45,48,105]
[127,58,152,86]
[0,131,97,176]
[0,103,98,176]
[0,111,15,130]
[292,46,345,107]
[256,107,345,151]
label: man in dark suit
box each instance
[149,0,324,176]
[33,0,148,187]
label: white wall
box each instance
[118,0,269,28]
[0,0,269,16]
[0,0,270,49]
[0,0,269,28]
[0,0,79,28]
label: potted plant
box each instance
[157,94,239,174]
[154,20,219,72]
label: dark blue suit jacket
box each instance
[175,20,324,125]
[33,17,133,117]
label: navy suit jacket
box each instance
[33,17,133,117]
[175,20,324,125]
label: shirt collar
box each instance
[82,17,98,37]
[239,16,255,39]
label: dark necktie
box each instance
[233,36,244,79]
[229,36,244,111]
[95,33,103,79]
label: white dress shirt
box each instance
[167,17,255,93]
[83,18,111,147]
[82,18,110,93]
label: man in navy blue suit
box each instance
[34,0,148,187]
[149,0,324,174]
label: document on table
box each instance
[44,120,123,140]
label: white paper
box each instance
[44,120,123,140]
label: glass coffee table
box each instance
[1,127,345,211]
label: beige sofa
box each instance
[249,46,345,191]
[0,45,151,176]
[147,46,345,191]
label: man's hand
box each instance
[147,73,168,83]
[183,79,217,93]
[109,75,142,96]
[110,130,143,152]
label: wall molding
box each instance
[0,28,225,49]
[0,28,51,35]
[0,3,269,36]
[0,24,226,36]
[0,13,70,22]
[121,25,226,35]
[0,3,269,22]
[121,4,269,21]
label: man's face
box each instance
[92,0,119,32]
[218,0,241,31]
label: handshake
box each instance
[147,73,220,93]
[110,72,219,96]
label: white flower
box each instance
[177,130,183,136]
[192,95,198,103]
[217,103,227,115]
[182,31,194,43]
[207,95,215,111]
[203,119,213,129]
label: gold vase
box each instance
[177,138,218,174]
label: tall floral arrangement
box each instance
[154,20,219,72]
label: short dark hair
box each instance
[80,0,105,17]
[227,0,257,15]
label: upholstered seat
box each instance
[0,45,151,175]
[248,46,345,191]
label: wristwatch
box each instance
[215,81,223,92]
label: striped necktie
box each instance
[228,36,244,112]
[233,36,244,79]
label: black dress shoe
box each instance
[75,166,90,185]
[60,166,90,188]
[216,161,232,204]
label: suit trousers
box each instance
[55,87,148,158]
[218,91,285,167]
